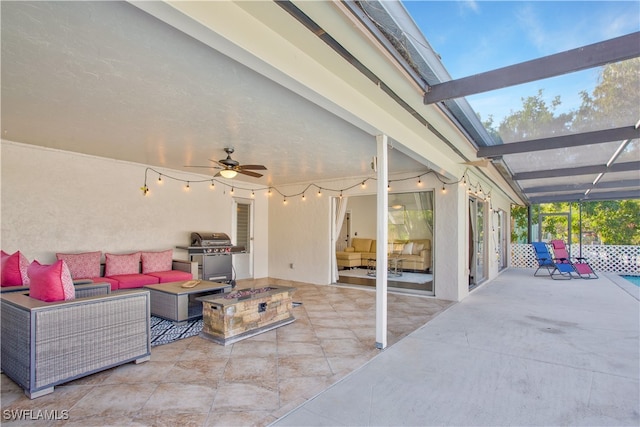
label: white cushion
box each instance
[401,242,414,255]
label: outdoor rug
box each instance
[150,316,203,347]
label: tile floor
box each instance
[0,278,453,426]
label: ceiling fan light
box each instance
[220,169,238,179]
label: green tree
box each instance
[511,205,528,243]
[504,58,639,245]
[497,89,574,142]
[580,200,640,245]
[573,58,640,131]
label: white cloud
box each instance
[457,0,480,15]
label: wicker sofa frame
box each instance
[1,288,151,398]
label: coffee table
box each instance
[366,257,405,277]
[144,280,232,323]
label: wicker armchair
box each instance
[0,281,111,297]
[1,289,151,398]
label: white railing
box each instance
[511,244,640,275]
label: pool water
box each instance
[621,275,640,287]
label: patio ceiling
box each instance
[353,1,640,205]
[0,1,430,189]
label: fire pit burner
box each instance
[224,287,274,299]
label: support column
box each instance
[375,134,388,349]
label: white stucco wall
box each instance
[346,195,377,239]
[0,141,269,279]
[267,184,333,285]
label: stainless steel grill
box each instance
[189,232,232,254]
[178,232,234,283]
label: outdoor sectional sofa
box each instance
[55,250,197,291]
[336,237,432,272]
[1,249,197,292]
[1,287,151,398]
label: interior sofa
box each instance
[1,288,151,398]
[337,237,432,272]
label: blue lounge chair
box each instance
[532,242,573,280]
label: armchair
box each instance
[1,289,151,398]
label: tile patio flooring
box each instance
[0,278,453,426]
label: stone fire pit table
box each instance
[197,286,296,345]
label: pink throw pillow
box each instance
[105,252,141,276]
[28,260,75,302]
[56,251,102,279]
[141,250,173,274]
[1,250,30,287]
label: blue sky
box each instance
[402,1,640,124]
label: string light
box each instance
[139,167,493,203]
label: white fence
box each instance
[511,243,640,275]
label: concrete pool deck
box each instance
[272,268,640,426]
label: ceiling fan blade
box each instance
[237,169,263,178]
[184,165,221,169]
[238,164,267,170]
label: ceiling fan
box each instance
[185,148,267,178]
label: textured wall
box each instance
[1,141,268,280]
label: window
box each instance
[235,202,251,253]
